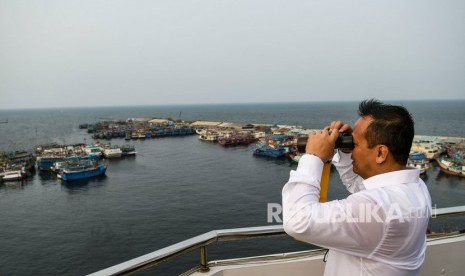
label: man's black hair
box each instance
[358,99,414,165]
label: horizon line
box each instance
[1,98,464,111]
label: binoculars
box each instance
[296,132,354,153]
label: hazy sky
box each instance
[1,0,464,109]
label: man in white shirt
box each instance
[282,99,432,276]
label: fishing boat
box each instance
[36,156,66,170]
[410,140,444,160]
[178,127,196,136]
[59,160,107,181]
[199,131,219,142]
[35,144,87,170]
[407,152,429,174]
[217,134,256,147]
[51,161,68,174]
[121,145,137,156]
[51,155,99,174]
[436,157,465,177]
[436,144,465,177]
[195,129,206,135]
[5,151,36,175]
[252,145,285,158]
[103,145,122,158]
[0,170,24,182]
[84,145,103,157]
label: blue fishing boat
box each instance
[59,160,107,181]
[51,154,99,173]
[252,145,285,158]
[407,152,429,174]
[37,156,66,170]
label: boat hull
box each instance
[436,158,465,177]
[253,148,285,158]
[60,164,107,181]
[1,171,24,182]
[103,149,122,158]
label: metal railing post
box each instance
[199,246,209,272]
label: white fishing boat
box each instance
[121,145,137,157]
[436,157,465,177]
[0,170,24,182]
[410,139,444,160]
[195,129,206,135]
[198,131,219,142]
[103,145,122,158]
[84,145,103,157]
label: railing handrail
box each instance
[88,206,465,276]
[433,205,465,217]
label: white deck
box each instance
[189,234,465,276]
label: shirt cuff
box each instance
[296,154,324,183]
[332,150,353,165]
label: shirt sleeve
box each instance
[332,150,365,193]
[282,154,384,258]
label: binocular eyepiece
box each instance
[296,132,354,153]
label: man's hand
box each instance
[328,121,353,154]
[305,127,339,162]
[329,121,353,134]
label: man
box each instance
[282,99,432,275]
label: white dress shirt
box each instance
[282,151,432,276]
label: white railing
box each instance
[88,206,465,276]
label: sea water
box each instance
[0,101,464,275]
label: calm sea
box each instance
[0,101,464,275]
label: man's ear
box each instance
[375,145,389,164]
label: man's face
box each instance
[351,116,377,179]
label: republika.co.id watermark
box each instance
[267,203,437,223]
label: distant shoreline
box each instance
[1,99,465,111]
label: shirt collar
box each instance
[362,168,420,190]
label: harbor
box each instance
[2,116,464,183]
[2,0,464,273]
[1,102,464,275]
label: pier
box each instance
[1,117,465,183]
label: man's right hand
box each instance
[305,128,339,162]
[329,121,353,154]
[329,121,353,134]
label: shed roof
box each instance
[149,118,170,124]
[218,122,245,129]
[130,118,151,122]
[190,121,222,127]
